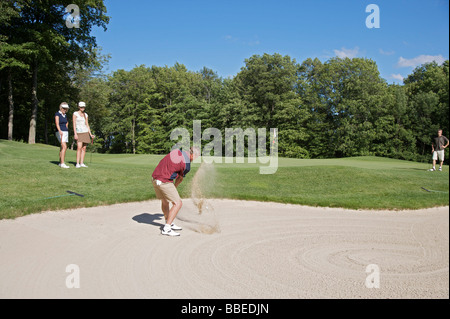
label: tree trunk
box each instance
[8,69,14,141]
[132,110,136,155]
[28,60,38,144]
[44,118,48,144]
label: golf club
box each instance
[90,136,95,164]
[421,187,448,194]
[43,191,85,200]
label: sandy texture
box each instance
[0,200,448,299]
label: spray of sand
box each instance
[178,161,221,234]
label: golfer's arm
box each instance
[174,175,183,188]
[55,116,61,133]
[73,115,77,135]
[85,117,92,136]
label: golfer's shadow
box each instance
[132,213,165,229]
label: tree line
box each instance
[87,56,448,163]
[1,2,448,163]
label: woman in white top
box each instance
[73,101,95,168]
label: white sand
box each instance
[0,199,448,299]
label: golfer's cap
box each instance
[60,102,70,109]
[78,101,86,108]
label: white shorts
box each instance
[433,150,445,162]
[56,131,69,144]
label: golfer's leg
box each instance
[159,183,183,226]
[166,200,182,226]
[161,198,170,222]
[432,151,436,168]
[61,143,67,164]
[81,145,87,163]
[77,142,83,164]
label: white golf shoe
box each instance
[161,227,180,237]
[170,223,182,231]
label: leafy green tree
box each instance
[2,0,109,144]
[0,1,32,140]
[237,53,297,127]
[302,57,387,158]
[236,53,309,157]
[298,58,333,158]
[404,61,449,162]
[108,66,156,154]
[150,63,211,152]
[372,85,416,160]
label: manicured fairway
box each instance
[0,140,448,219]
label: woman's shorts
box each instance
[56,131,69,144]
[76,132,91,144]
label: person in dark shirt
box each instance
[55,102,70,169]
[152,147,200,236]
[429,129,449,172]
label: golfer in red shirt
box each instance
[152,147,200,236]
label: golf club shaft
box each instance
[44,194,75,200]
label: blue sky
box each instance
[91,0,449,83]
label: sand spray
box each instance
[178,161,221,234]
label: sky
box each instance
[91,0,449,84]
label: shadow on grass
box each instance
[50,161,81,168]
[396,167,431,171]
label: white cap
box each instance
[78,101,86,108]
[60,102,69,109]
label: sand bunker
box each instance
[0,200,448,299]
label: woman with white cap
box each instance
[55,102,70,169]
[73,101,94,168]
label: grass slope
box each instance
[0,140,448,219]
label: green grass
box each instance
[0,140,448,219]
[0,140,181,219]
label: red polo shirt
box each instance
[152,149,190,183]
